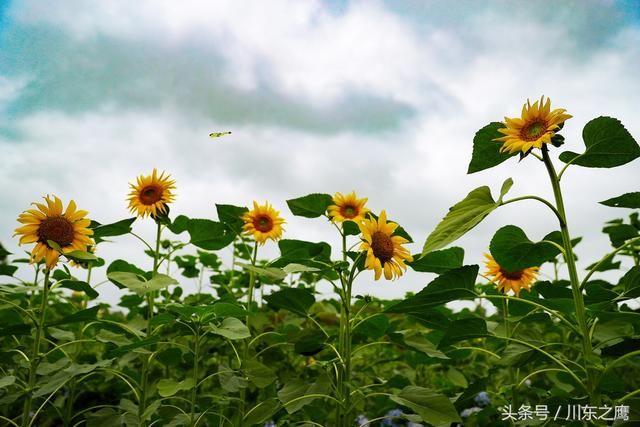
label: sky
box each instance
[1,0,639,306]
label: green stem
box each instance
[501,195,564,226]
[139,222,162,426]
[541,146,595,402]
[336,228,354,427]
[21,269,50,427]
[238,243,258,427]
[190,329,200,426]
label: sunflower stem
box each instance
[139,222,162,426]
[21,269,50,427]
[541,146,596,404]
[238,243,258,427]
[335,228,353,427]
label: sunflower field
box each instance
[1,97,640,427]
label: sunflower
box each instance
[484,253,539,296]
[127,168,176,218]
[327,191,370,223]
[241,201,286,245]
[494,96,572,154]
[359,210,413,280]
[14,195,94,270]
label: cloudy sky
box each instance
[1,0,639,305]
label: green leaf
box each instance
[390,386,461,425]
[58,280,99,299]
[385,265,478,313]
[446,368,468,388]
[408,247,464,274]
[489,225,562,272]
[602,223,638,248]
[236,263,287,281]
[353,313,389,339]
[0,376,16,389]
[0,265,18,277]
[278,375,331,414]
[48,306,100,327]
[157,378,195,397]
[467,122,517,173]
[399,330,448,359]
[286,193,333,218]
[64,250,99,263]
[422,179,512,254]
[244,398,281,426]
[620,266,640,298]
[600,192,640,209]
[243,360,276,388]
[216,204,248,233]
[438,318,489,348]
[585,257,620,273]
[218,365,247,392]
[264,288,315,316]
[208,317,250,340]
[107,272,178,296]
[559,116,640,168]
[92,218,136,243]
[169,215,235,249]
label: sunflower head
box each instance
[359,210,413,281]
[127,168,176,218]
[484,253,539,296]
[327,191,369,223]
[14,195,94,270]
[241,201,286,245]
[494,96,572,155]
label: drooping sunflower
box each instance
[494,96,572,154]
[484,253,539,297]
[359,210,413,280]
[241,201,286,245]
[127,168,176,218]
[327,191,370,223]
[14,195,94,270]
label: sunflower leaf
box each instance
[390,386,461,425]
[600,192,640,209]
[422,179,512,255]
[91,218,136,243]
[468,122,517,174]
[559,116,640,168]
[286,193,333,218]
[489,225,563,272]
[408,247,464,274]
[264,288,315,316]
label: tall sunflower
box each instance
[127,168,176,218]
[327,191,369,223]
[14,195,94,270]
[359,210,413,280]
[241,201,286,245]
[484,253,539,297]
[494,96,572,154]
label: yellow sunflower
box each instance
[14,195,94,270]
[327,191,370,223]
[127,168,176,218]
[494,96,572,154]
[359,210,413,280]
[241,201,286,245]
[484,253,539,297]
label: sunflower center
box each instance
[37,216,75,247]
[371,231,394,263]
[501,268,524,280]
[140,185,163,205]
[340,205,357,219]
[520,120,547,141]
[254,215,274,233]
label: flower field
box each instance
[1,97,640,427]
